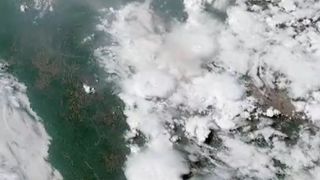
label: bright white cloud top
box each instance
[0,63,61,180]
[95,0,320,179]
[20,0,54,13]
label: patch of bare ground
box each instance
[32,51,61,90]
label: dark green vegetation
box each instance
[0,0,128,179]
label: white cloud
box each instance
[0,69,61,180]
[125,136,188,180]
[95,0,320,179]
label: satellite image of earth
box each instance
[1,0,320,180]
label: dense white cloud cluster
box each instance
[20,0,54,13]
[95,0,320,179]
[0,63,61,180]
